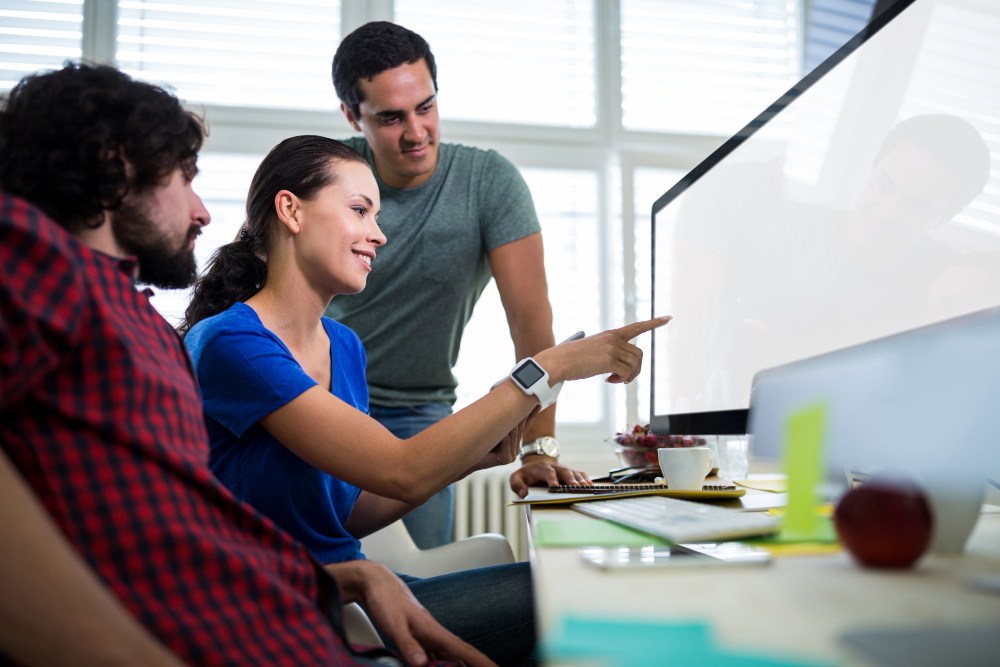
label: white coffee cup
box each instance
[657,446,714,491]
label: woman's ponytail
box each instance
[177,232,266,336]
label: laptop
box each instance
[747,306,1000,486]
[746,306,1000,553]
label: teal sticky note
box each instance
[542,616,713,666]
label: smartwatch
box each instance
[508,357,562,410]
[520,436,560,460]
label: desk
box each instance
[526,501,1000,665]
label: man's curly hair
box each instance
[0,62,205,233]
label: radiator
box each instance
[453,463,528,561]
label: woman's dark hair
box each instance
[178,135,369,336]
[332,21,437,117]
[0,62,204,233]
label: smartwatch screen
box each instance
[512,359,545,389]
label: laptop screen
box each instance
[747,306,1000,484]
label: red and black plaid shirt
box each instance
[0,192,380,665]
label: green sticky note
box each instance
[781,402,828,541]
[534,517,670,548]
[751,516,839,545]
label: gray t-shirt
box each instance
[325,138,541,406]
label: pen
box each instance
[559,331,585,344]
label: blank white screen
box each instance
[652,0,1000,420]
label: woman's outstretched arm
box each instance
[260,316,671,505]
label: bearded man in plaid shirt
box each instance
[0,63,489,667]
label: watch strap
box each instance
[508,357,561,409]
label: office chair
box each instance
[361,519,515,578]
[343,519,516,646]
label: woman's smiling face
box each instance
[295,159,386,296]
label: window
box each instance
[804,0,878,72]
[116,0,341,110]
[0,0,82,91]
[395,0,596,127]
[454,168,604,424]
[621,0,800,135]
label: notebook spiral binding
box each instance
[548,483,736,494]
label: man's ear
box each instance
[341,102,362,132]
[75,208,118,250]
[274,190,301,235]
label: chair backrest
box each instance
[360,519,419,560]
[360,520,515,578]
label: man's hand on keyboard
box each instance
[509,460,593,498]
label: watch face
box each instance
[512,359,545,389]
[539,437,559,456]
[521,437,559,458]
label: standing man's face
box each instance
[112,166,211,288]
[343,59,440,190]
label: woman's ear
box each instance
[274,190,301,234]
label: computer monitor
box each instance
[650,0,1000,436]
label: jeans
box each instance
[398,563,537,666]
[370,402,455,549]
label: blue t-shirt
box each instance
[185,302,369,563]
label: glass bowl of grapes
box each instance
[609,424,711,468]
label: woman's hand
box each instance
[325,559,494,667]
[534,316,671,385]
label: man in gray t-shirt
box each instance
[325,21,592,548]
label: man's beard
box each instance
[112,197,199,289]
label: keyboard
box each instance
[572,495,779,543]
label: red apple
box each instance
[833,478,934,569]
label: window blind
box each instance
[116,0,341,109]
[394,0,596,127]
[620,0,800,136]
[804,0,877,72]
[0,0,82,91]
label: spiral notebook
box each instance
[512,482,745,506]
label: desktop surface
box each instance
[526,500,1000,666]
